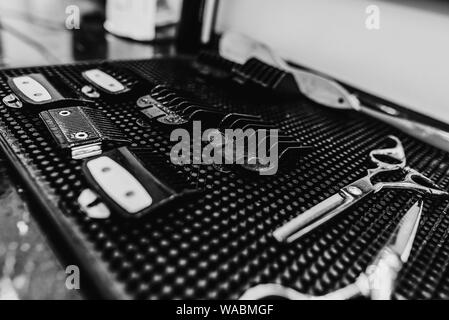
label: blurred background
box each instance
[0,0,181,68]
[217,0,449,124]
[1,0,447,122]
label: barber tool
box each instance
[232,58,299,94]
[81,85,100,99]
[137,93,189,127]
[207,114,311,175]
[194,52,299,95]
[242,137,310,174]
[219,31,449,152]
[82,68,129,95]
[220,32,349,105]
[2,73,93,109]
[273,136,447,243]
[78,147,200,219]
[137,86,227,128]
[80,64,150,100]
[137,90,185,125]
[241,200,423,300]
[39,106,130,159]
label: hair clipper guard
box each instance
[81,63,151,100]
[3,73,94,109]
[79,147,201,219]
[194,52,300,95]
[137,86,228,128]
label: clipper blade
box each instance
[39,106,130,159]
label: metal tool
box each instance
[273,136,447,243]
[39,106,129,159]
[219,31,449,153]
[241,200,424,300]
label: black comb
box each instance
[78,147,201,219]
[194,51,237,79]
[232,58,300,94]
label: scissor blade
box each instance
[387,200,423,263]
[273,193,347,243]
[273,174,377,243]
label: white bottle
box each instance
[105,0,157,41]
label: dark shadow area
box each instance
[377,0,449,15]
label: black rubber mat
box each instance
[0,57,449,299]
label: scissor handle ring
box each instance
[369,136,406,169]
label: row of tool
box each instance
[193,47,449,299]
[0,65,200,220]
[3,63,144,110]
[0,63,309,221]
[136,85,311,174]
[2,60,447,299]
[1,64,146,160]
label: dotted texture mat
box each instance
[0,57,448,299]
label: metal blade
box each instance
[290,69,356,109]
[387,200,423,263]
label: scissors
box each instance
[273,135,448,243]
[241,200,423,300]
